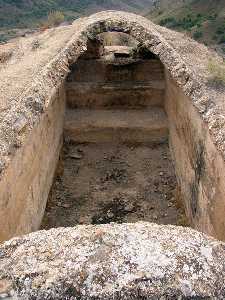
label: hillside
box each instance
[0,0,154,42]
[1,0,225,50]
[146,0,225,50]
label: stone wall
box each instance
[0,86,65,242]
[165,70,225,241]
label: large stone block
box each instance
[0,222,224,299]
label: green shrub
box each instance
[219,34,225,44]
[0,34,7,43]
[208,58,225,84]
[159,17,177,28]
[207,14,217,21]
[193,30,203,40]
[216,26,225,35]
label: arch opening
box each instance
[41,34,187,229]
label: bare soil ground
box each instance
[41,141,187,229]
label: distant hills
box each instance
[0,0,225,52]
[146,0,225,49]
[0,0,155,42]
[0,0,154,29]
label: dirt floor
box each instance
[41,141,187,229]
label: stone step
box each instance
[67,59,164,83]
[66,81,165,109]
[64,108,168,144]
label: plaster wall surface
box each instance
[165,71,225,241]
[0,86,65,241]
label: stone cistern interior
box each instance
[41,33,187,230]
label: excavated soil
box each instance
[41,141,187,229]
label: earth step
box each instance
[66,81,165,109]
[64,108,168,144]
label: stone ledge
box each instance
[64,108,168,143]
[66,81,166,90]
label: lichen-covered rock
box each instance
[0,222,224,299]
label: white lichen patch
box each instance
[0,222,224,299]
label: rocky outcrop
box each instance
[0,222,224,299]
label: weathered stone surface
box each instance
[0,222,224,299]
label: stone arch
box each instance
[45,11,225,241]
[0,10,194,242]
[61,11,193,93]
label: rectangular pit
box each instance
[42,45,186,230]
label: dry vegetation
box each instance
[40,11,65,30]
[0,50,12,64]
[208,58,225,84]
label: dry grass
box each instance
[208,58,225,84]
[0,50,13,64]
[40,11,65,30]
